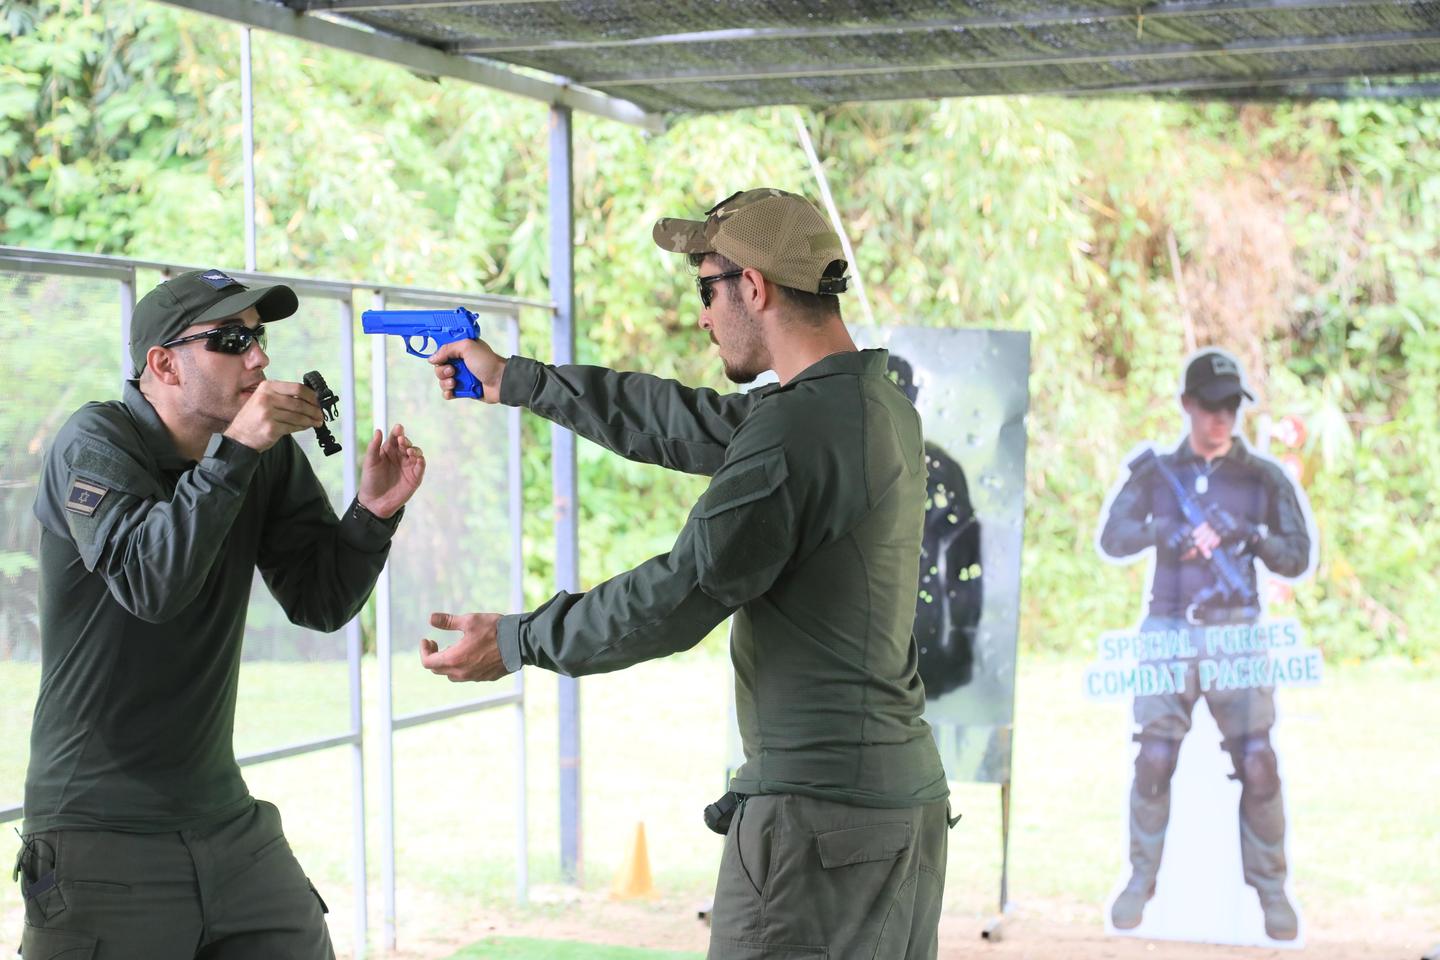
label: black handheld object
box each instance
[703,791,742,835]
[1129,448,1259,622]
[303,370,343,457]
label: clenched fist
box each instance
[224,381,324,452]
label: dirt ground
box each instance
[386,887,1436,960]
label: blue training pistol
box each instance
[361,307,484,399]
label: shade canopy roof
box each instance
[166,1,1440,130]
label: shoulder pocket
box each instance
[692,447,794,607]
[695,447,789,519]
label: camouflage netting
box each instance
[288,0,1440,115]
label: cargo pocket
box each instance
[307,879,329,915]
[20,923,97,959]
[308,880,329,915]
[707,936,826,959]
[815,822,910,869]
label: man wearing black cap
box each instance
[419,189,953,959]
[15,269,425,959]
[1099,349,1313,940]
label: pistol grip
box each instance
[452,357,484,400]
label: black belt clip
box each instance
[703,791,743,836]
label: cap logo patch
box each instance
[1211,355,1240,377]
[198,270,241,290]
[65,478,109,517]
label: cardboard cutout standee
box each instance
[1088,348,1319,947]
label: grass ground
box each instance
[2,652,1437,957]
[442,938,700,959]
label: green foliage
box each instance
[2,1,1437,662]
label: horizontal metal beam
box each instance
[372,284,551,312]
[0,245,550,312]
[305,0,568,9]
[456,0,1418,55]
[1264,80,1440,98]
[0,804,21,825]
[393,691,524,730]
[155,0,664,133]
[239,731,360,766]
[1060,62,1440,98]
[0,247,135,282]
[583,28,1440,88]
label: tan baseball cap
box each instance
[653,188,849,295]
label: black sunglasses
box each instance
[1198,395,1242,414]
[696,269,744,309]
[161,323,267,355]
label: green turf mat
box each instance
[443,937,705,960]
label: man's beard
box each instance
[177,355,243,431]
[723,359,760,384]
[719,302,765,384]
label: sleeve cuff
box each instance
[200,433,261,493]
[498,356,543,407]
[497,613,526,673]
[339,499,402,552]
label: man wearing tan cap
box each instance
[421,189,953,959]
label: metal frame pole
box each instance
[119,270,136,385]
[548,105,582,884]
[370,291,398,951]
[339,299,369,957]
[240,27,258,272]
[508,314,529,904]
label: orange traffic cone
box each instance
[610,821,656,900]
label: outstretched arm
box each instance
[431,339,759,476]
[420,412,801,681]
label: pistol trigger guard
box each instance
[405,334,439,358]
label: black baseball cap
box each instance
[1183,349,1255,404]
[129,269,298,377]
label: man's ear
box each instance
[146,346,183,386]
[742,266,770,312]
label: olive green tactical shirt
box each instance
[25,382,398,834]
[497,349,949,809]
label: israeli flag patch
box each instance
[199,269,240,290]
[65,478,109,517]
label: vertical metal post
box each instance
[548,105,582,884]
[340,300,369,958]
[119,270,136,386]
[240,28,258,272]
[1000,780,1012,912]
[370,291,397,951]
[508,313,529,904]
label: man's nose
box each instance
[249,344,270,370]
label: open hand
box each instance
[420,611,508,681]
[358,424,425,518]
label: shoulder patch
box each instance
[66,478,110,517]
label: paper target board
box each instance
[854,327,1030,785]
[723,328,1030,787]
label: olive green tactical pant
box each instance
[14,799,334,960]
[1129,624,1286,898]
[708,794,952,960]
